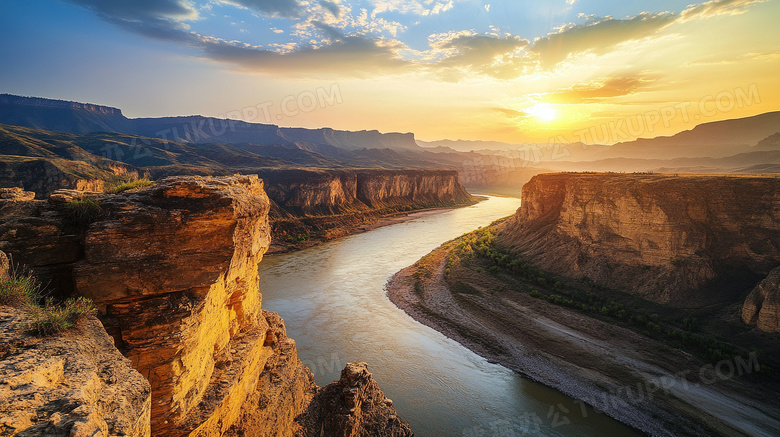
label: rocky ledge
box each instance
[0,176,412,436]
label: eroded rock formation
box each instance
[0,176,412,436]
[501,173,780,302]
[0,306,151,436]
[298,362,413,437]
[742,267,780,332]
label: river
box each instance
[258,196,640,436]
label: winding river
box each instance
[259,196,640,436]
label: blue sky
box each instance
[2,0,778,142]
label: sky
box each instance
[1,0,779,144]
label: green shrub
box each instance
[65,199,103,225]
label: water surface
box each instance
[259,197,640,436]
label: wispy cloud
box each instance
[545,75,653,103]
[680,0,767,20]
[370,0,455,17]
[218,0,303,18]
[528,13,677,68]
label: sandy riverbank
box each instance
[387,244,780,437]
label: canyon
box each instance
[388,172,780,436]
[0,176,412,436]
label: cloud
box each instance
[370,0,454,17]
[67,0,198,21]
[492,107,527,118]
[528,12,677,67]
[680,0,767,20]
[424,31,532,79]
[319,0,343,18]
[218,0,303,19]
[432,32,528,66]
[545,75,652,103]
[198,32,409,75]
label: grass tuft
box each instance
[1,261,96,336]
[106,178,155,194]
[65,199,103,225]
[27,297,97,336]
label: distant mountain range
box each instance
[0,94,421,154]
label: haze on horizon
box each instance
[2,0,778,146]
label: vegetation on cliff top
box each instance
[0,261,96,335]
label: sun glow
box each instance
[525,103,558,122]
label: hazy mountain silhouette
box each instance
[0,94,422,154]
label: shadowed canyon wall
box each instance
[0,177,412,436]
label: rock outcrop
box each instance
[0,176,412,436]
[742,266,780,332]
[298,362,413,437]
[501,173,780,302]
[0,306,151,437]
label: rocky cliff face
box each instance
[742,267,780,332]
[260,169,472,216]
[501,173,780,302]
[0,306,151,437]
[0,177,412,436]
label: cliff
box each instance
[260,169,472,215]
[0,306,151,436]
[259,168,474,250]
[742,267,780,332]
[0,177,412,436]
[501,173,780,303]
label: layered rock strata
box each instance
[501,173,780,302]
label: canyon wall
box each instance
[260,168,474,250]
[260,168,473,216]
[501,173,780,303]
[0,177,412,436]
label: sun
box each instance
[525,103,558,122]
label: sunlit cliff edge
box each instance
[0,176,413,436]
